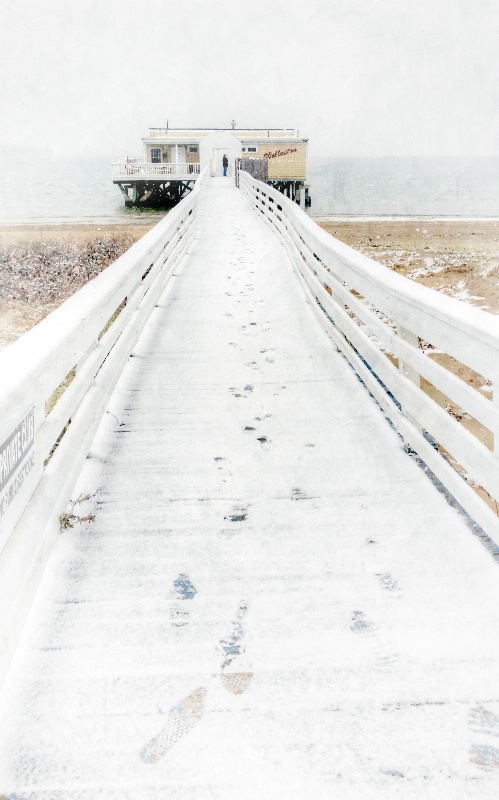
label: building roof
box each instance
[144,128,308,143]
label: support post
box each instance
[397,325,421,432]
[492,369,499,457]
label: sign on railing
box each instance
[0,407,35,524]
[239,170,499,548]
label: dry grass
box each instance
[59,493,96,530]
[0,228,150,349]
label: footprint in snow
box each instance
[140,687,206,763]
[217,601,253,695]
[218,528,240,539]
[228,387,247,398]
[350,610,376,634]
[377,572,401,595]
[469,705,499,770]
[170,573,197,627]
[224,511,247,522]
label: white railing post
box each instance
[492,371,499,458]
[397,325,421,431]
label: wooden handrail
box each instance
[239,170,499,545]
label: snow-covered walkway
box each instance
[1,178,499,798]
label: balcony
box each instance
[112,161,201,181]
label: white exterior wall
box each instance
[199,132,242,177]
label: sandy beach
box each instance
[1,217,498,351]
[0,220,158,245]
[316,218,499,313]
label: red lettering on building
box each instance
[262,147,298,159]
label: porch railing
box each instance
[112,162,201,180]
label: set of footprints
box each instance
[348,610,401,674]
[245,414,272,445]
[141,582,252,764]
[143,579,499,772]
[223,263,258,307]
[351,538,402,671]
[363,538,402,598]
[223,258,276,379]
[223,265,273,355]
[357,539,498,772]
[229,380,287,400]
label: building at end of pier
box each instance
[112,125,311,209]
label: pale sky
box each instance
[1,0,498,159]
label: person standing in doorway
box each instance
[223,154,228,176]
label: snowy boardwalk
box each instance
[2,178,499,798]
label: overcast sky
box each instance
[1,0,498,159]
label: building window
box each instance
[242,146,258,154]
[151,148,161,163]
[188,145,198,153]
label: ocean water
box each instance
[0,155,133,225]
[308,156,499,218]
[0,154,498,224]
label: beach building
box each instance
[112,125,310,208]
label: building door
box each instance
[199,133,242,176]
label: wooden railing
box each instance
[0,168,208,683]
[239,171,499,547]
[3,168,499,687]
[112,162,201,179]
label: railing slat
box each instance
[240,170,499,542]
[292,243,499,435]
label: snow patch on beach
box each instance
[437,280,485,303]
